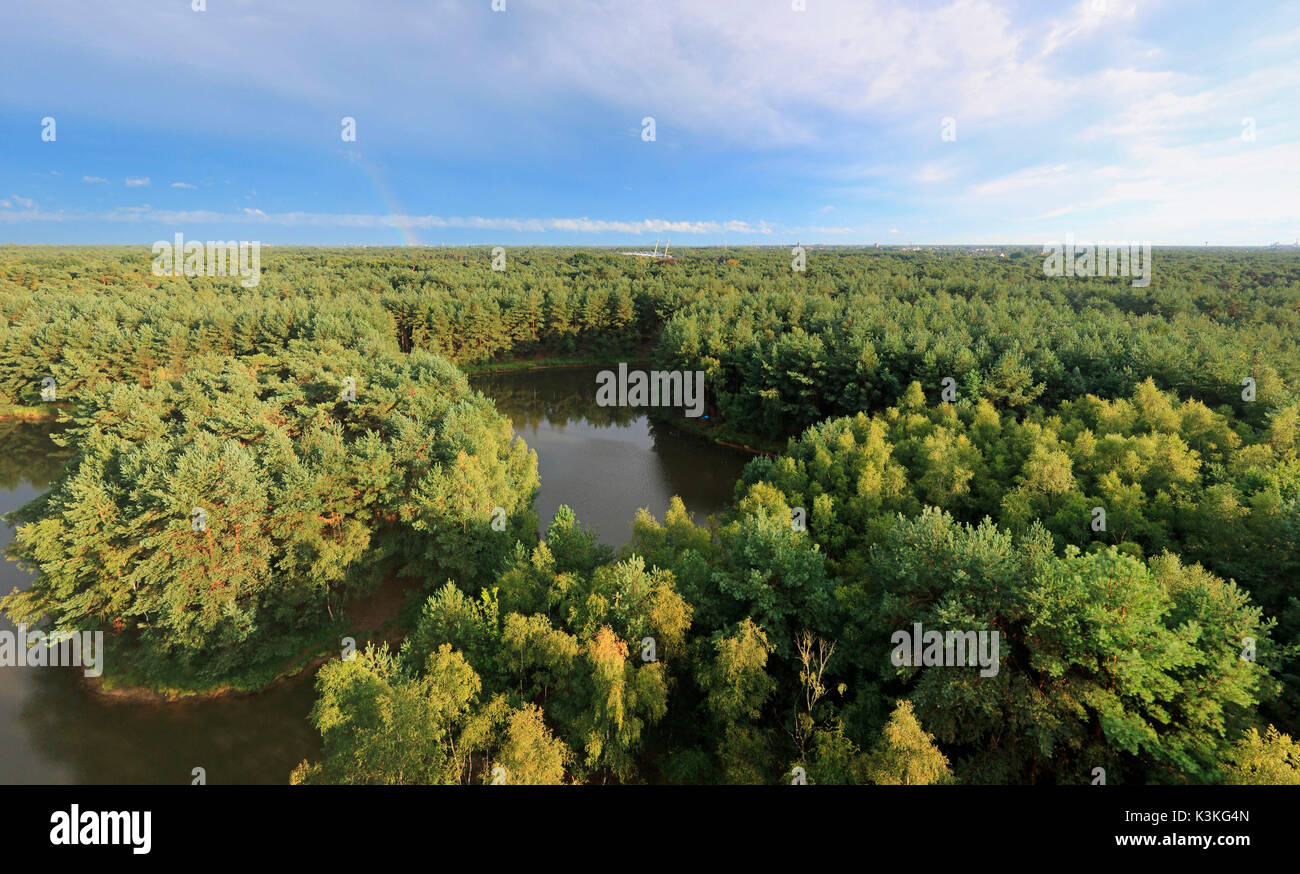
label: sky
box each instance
[1,0,1297,246]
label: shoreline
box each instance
[651,410,783,457]
[462,352,650,375]
[78,574,418,703]
[0,406,60,422]
[78,651,331,703]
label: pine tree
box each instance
[864,699,952,785]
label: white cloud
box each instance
[0,0,1146,147]
[125,177,150,187]
[0,207,779,236]
[1039,0,1139,59]
[788,224,858,235]
[83,175,109,183]
[170,182,197,189]
[972,164,1073,198]
[942,46,1300,243]
[1252,25,1300,49]
[917,163,956,184]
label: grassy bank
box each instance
[86,622,350,701]
[85,574,423,701]
[0,404,60,421]
[461,349,649,375]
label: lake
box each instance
[0,366,751,783]
[469,365,751,545]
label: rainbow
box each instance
[357,157,420,247]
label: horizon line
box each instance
[3,241,1299,249]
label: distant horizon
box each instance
[3,240,1299,250]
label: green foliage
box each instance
[494,703,571,785]
[848,510,1270,783]
[1220,725,1300,785]
[740,379,1300,736]
[861,700,952,785]
[698,618,775,725]
[3,344,538,682]
[654,248,1300,440]
[291,643,503,785]
[367,508,677,783]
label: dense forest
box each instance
[2,244,1297,784]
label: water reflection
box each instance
[471,366,751,546]
[15,666,320,785]
[0,418,72,490]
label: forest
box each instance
[1,243,1298,785]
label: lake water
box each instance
[469,366,751,545]
[0,367,751,783]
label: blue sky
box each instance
[1,0,1297,245]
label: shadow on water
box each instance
[0,418,74,491]
[14,667,320,785]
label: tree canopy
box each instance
[3,244,1297,784]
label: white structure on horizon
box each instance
[620,237,673,259]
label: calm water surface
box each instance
[470,366,751,545]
